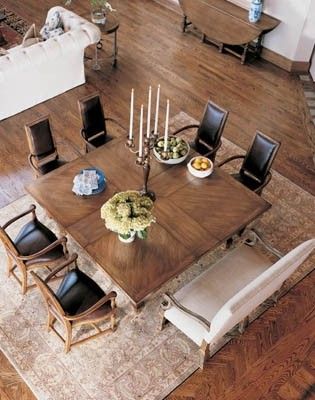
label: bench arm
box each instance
[161,292,211,330]
[246,229,284,259]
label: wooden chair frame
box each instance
[171,101,229,161]
[0,204,69,294]
[31,253,117,353]
[77,92,122,153]
[25,115,60,178]
[217,131,280,195]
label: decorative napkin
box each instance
[72,169,99,196]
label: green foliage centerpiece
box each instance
[101,191,155,243]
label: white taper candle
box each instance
[129,88,134,140]
[154,84,160,136]
[146,86,152,138]
[139,104,144,157]
[164,99,170,152]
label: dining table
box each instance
[26,137,271,309]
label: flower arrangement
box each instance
[65,0,115,13]
[101,191,155,241]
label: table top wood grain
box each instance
[26,138,271,307]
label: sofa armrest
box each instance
[162,292,211,330]
[48,6,101,45]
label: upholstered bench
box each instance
[161,230,315,369]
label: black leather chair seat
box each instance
[56,268,108,316]
[38,159,67,175]
[14,219,64,264]
[232,172,262,192]
[193,140,213,156]
[88,134,107,149]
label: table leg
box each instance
[112,30,118,67]
[92,43,101,71]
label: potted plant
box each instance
[101,191,156,243]
[65,0,115,24]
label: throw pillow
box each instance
[22,23,41,48]
[47,10,63,31]
[40,11,64,41]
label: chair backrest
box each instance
[196,101,228,148]
[207,238,315,343]
[25,116,58,165]
[241,131,280,183]
[31,271,66,316]
[78,93,107,141]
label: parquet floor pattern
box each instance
[0,0,314,399]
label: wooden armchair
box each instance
[25,115,67,177]
[217,131,280,195]
[161,230,315,369]
[31,253,118,353]
[78,92,122,153]
[0,204,68,294]
[172,101,229,162]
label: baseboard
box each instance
[261,48,310,73]
[291,61,311,73]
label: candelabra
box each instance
[126,133,157,201]
[126,84,169,202]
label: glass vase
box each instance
[91,1,106,24]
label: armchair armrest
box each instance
[246,229,283,259]
[202,140,222,157]
[17,236,68,262]
[253,172,272,194]
[2,204,36,229]
[44,252,78,282]
[161,292,211,330]
[65,290,117,321]
[216,154,245,168]
[171,124,200,136]
[80,128,91,146]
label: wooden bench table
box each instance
[179,0,280,64]
[26,138,270,308]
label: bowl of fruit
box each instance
[187,156,214,178]
[153,136,190,164]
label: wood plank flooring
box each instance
[0,0,314,399]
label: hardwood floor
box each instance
[0,0,314,399]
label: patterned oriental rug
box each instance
[0,4,29,49]
[0,113,314,400]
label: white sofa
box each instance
[0,7,101,121]
[161,230,315,369]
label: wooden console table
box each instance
[179,0,280,64]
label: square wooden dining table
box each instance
[26,137,271,308]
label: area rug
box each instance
[0,5,29,35]
[0,4,29,49]
[0,112,314,400]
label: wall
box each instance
[228,0,315,62]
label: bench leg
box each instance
[199,340,210,369]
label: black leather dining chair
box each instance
[25,115,67,177]
[172,101,229,162]
[217,131,280,195]
[78,92,122,153]
[0,204,69,294]
[31,253,118,353]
